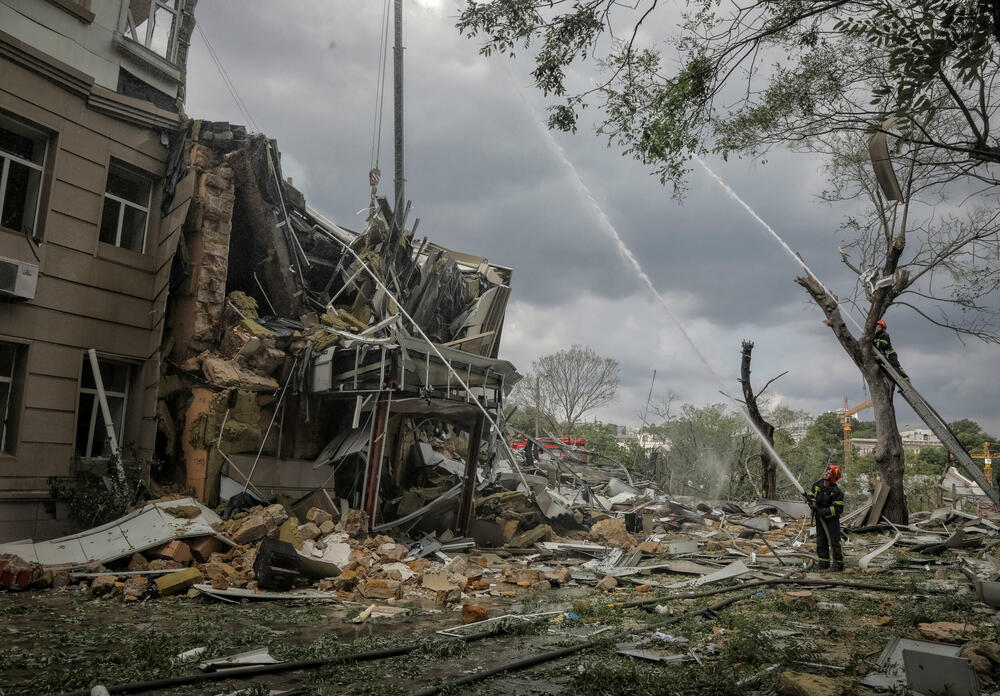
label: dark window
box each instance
[0,341,26,455]
[0,114,47,236]
[100,161,151,253]
[75,356,132,458]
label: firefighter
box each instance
[873,319,909,381]
[806,465,845,571]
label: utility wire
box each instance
[370,0,392,170]
[196,23,259,133]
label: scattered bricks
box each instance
[778,671,855,696]
[445,556,469,576]
[545,567,573,586]
[636,584,653,593]
[122,577,149,601]
[164,505,202,519]
[435,587,462,606]
[918,621,977,643]
[299,523,321,541]
[306,507,333,527]
[588,518,637,549]
[232,511,269,545]
[333,569,362,590]
[51,571,70,590]
[189,536,226,563]
[210,575,229,590]
[596,575,618,592]
[128,553,150,572]
[469,556,489,568]
[422,571,458,593]
[502,519,520,542]
[961,641,1000,674]
[150,540,193,565]
[91,575,118,596]
[530,579,551,591]
[148,559,184,571]
[509,524,553,548]
[155,568,204,596]
[263,504,289,533]
[359,578,403,599]
[0,555,42,590]
[379,543,407,562]
[501,566,545,587]
[782,590,816,609]
[337,509,368,537]
[406,559,433,573]
[462,605,488,624]
[638,541,659,554]
[467,579,490,591]
[279,517,304,549]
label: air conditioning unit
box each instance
[0,256,38,301]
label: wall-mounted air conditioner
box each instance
[0,256,38,301]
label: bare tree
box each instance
[532,345,619,435]
[797,129,1000,522]
[737,340,787,499]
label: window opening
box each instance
[100,161,151,253]
[76,356,131,458]
[0,341,24,454]
[124,0,183,62]
[0,114,46,237]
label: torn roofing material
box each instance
[0,498,232,568]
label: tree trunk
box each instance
[796,273,909,523]
[740,341,778,498]
[863,358,909,523]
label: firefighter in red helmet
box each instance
[873,319,909,382]
[806,465,846,571]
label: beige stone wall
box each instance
[0,34,192,541]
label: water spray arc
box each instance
[511,83,805,494]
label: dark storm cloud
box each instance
[185,1,999,436]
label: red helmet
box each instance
[825,465,842,483]
[875,320,887,331]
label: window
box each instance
[0,114,47,237]
[100,161,151,253]
[123,0,184,62]
[0,342,25,454]
[75,356,132,458]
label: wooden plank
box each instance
[33,276,153,329]
[19,408,76,445]
[21,374,78,412]
[43,209,98,254]
[41,243,154,299]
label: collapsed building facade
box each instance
[0,0,519,542]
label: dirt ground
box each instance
[1,564,996,696]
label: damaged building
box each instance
[0,0,198,540]
[0,0,519,542]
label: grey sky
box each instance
[185,0,999,436]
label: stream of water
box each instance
[514,85,805,494]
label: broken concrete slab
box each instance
[0,498,232,569]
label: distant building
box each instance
[853,427,943,456]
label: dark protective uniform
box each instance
[873,329,909,381]
[807,479,845,570]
